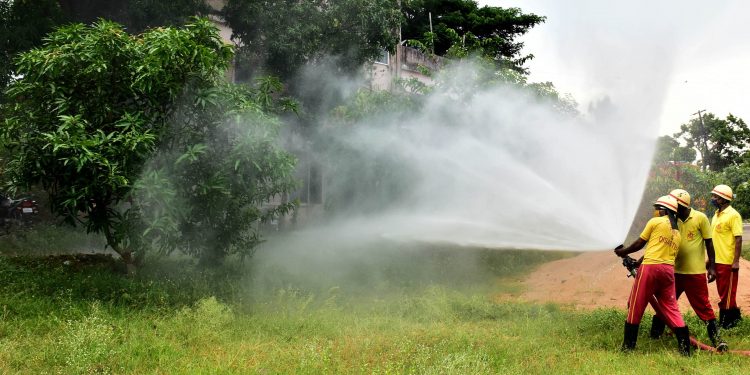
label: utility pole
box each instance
[397,0,402,43]
[429,12,434,55]
[693,109,709,171]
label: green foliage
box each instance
[133,82,299,265]
[223,0,402,80]
[0,0,209,103]
[412,57,577,116]
[633,130,750,237]
[628,162,720,240]
[720,162,750,219]
[0,0,65,101]
[119,0,211,33]
[742,242,750,261]
[524,81,578,116]
[58,0,210,33]
[1,18,235,263]
[653,135,696,164]
[330,89,421,124]
[675,112,750,171]
[401,0,545,73]
[637,114,750,234]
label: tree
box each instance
[0,0,65,101]
[2,18,296,269]
[134,80,298,266]
[400,0,545,73]
[1,0,211,103]
[58,0,210,33]
[653,135,696,164]
[674,112,750,171]
[627,160,719,241]
[222,0,402,81]
[720,163,750,219]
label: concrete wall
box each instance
[369,45,443,93]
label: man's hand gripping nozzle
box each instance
[615,244,639,278]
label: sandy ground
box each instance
[518,250,750,313]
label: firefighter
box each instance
[710,184,743,329]
[649,189,727,351]
[614,195,691,356]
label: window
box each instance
[374,49,389,65]
[295,160,323,205]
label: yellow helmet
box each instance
[669,189,691,207]
[711,184,734,201]
[654,195,678,213]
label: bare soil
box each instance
[517,250,750,313]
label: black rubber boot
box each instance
[726,308,743,329]
[721,308,742,329]
[674,326,692,356]
[707,319,728,352]
[621,322,639,352]
[650,315,666,339]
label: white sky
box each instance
[478,0,750,136]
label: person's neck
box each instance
[678,208,690,221]
[719,203,730,213]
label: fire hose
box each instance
[618,251,750,356]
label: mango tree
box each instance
[2,18,296,270]
[133,80,299,266]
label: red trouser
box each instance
[627,263,685,327]
[715,263,739,310]
[675,273,716,321]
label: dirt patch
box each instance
[517,250,750,313]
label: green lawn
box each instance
[1,229,750,374]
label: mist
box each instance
[281,62,652,253]
[260,1,726,255]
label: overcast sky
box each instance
[478,0,750,136]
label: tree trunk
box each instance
[119,250,138,275]
[103,225,137,275]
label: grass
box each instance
[0,224,109,256]
[1,235,750,374]
[742,242,750,261]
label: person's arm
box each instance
[615,238,647,257]
[705,239,716,282]
[733,236,742,271]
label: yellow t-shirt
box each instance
[640,216,681,265]
[674,209,712,274]
[711,205,743,265]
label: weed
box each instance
[55,303,120,374]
